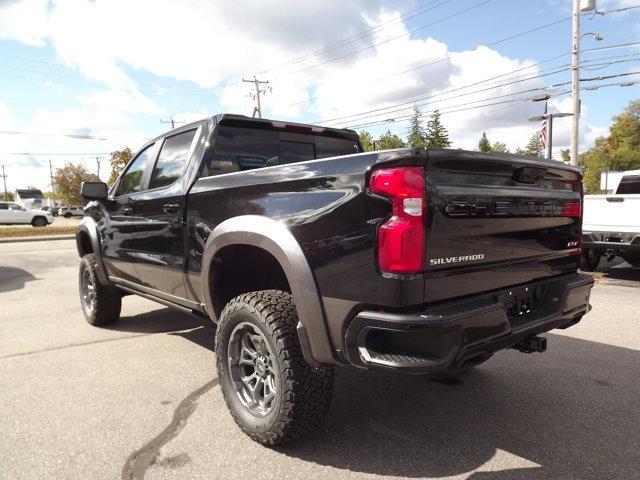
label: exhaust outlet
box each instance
[511,335,547,354]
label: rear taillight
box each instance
[369,166,425,274]
[564,178,583,255]
[561,202,581,217]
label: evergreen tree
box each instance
[425,110,451,148]
[478,132,491,152]
[523,133,545,158]
[491,141,509,153]
[407,104,427,147]
[377,130,406,150]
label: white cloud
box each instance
[0,0,620,189]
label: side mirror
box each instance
[81,181,108,200]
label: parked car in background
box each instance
[59,206,84,218]
[41,206,60,216]
[581,169,640,271]
[0,201,53,227]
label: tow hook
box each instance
[511,335,547,354]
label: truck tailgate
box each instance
[583,194,640,233]
[424,151,582,303]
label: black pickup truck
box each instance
[76,114,594,445]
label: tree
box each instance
[560,148,570,163]
[2,191,14,201]
[407,104,427,148]
[425,110,451,148]
[580,99,640,192]
[53,163,100,206]
[108,147,133,186]
[358,130,374,152]
[478,132,491,152]
[491,141,509,153]
[377,130,406,150]
[523,133,545,157]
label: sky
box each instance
[0,0,639,192]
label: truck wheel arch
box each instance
[76,217,111,286]
[202,215,338,366]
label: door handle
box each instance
[162,202,180,214]
[122,207,133,216]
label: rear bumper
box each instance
[344,273,593,375]
[583,231,640,254]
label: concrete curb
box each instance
[0,234,75,244]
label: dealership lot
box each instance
[1,239,639,480]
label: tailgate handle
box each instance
[513,167,547,184]
[606,197,624,203]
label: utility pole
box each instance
[242,76,270,118]
[1,165,7,201]
[160,117,185,130]
[49,159,56,206]
[96,156,101,179]
[570,0,581,166]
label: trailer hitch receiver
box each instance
[511,335,547,354]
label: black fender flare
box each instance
[201,215,338,367]
[76,217,111,286]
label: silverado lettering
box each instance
[430,254,485,266]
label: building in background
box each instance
[14,189,44,209]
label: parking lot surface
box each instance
[1,239,639,479]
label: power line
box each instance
[346,80,638,130]
[313,45,640,126]
[316,53,640,126]
[285,0,493,77]
[288,17,579,109]
[279,0,452,69]
[342,70,639,130]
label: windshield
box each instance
[201,126,361,177]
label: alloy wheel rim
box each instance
[81,269,96,314]
[227,322,277,417]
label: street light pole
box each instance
[570,0,581,166]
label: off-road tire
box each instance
[79,253,121,326]
[580,249,601,272]
[215,290,334,446]
[31,216,47,227]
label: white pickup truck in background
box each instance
[581,169,640,271]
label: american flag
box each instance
[540,102,548,150]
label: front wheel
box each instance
[79,254,122,326]
[580,249,601,272]
[215,290,334,446]
[31,216,48,227]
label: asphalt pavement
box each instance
[1,239,639,480]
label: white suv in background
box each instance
[0,202,54,227]
[59,206,84,218]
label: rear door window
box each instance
[617,175,640,194]
[149,129,197,189]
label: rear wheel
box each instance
[31,216,47,227]
[580,249,601,272]
[79,254,121,326]
[215,290,334,446]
